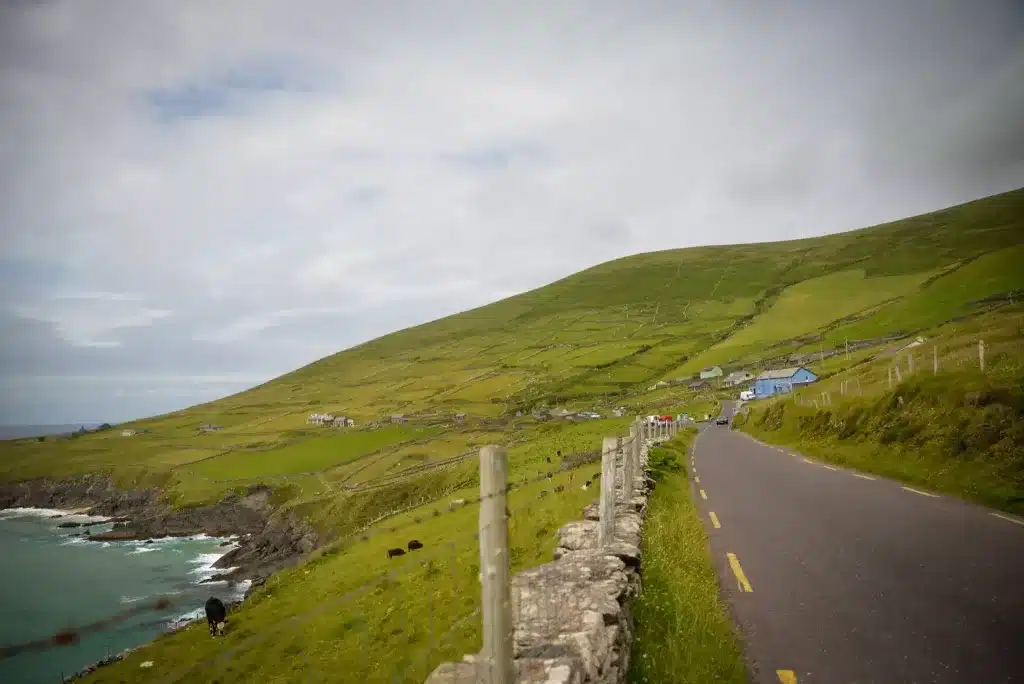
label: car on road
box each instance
[715,416,729,425]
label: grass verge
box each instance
[629,429,748,684]
[734,369,1024,515]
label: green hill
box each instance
[3,187,1022,511]
[2,187,1022,683]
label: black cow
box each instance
[554,485,564,493]
[407,539,423,551]
[387,547,406,559]
[593,472,601,480]
[205,597,226,637]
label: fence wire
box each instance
[4,423,668,684]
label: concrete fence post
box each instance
[599,437,618,546]
[933,346,939,374]
[888,367,892,390]
[908,353,914,375]
[478,446,513,684]
[894,362,902,383]
[979,339,985,371]
[624,426,636,502]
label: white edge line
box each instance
[991,512,1024,527]
[901,486,939,498]
[853,473,876,481]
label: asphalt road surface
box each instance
[691,403,1024,684]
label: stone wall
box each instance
[425,436,662,684]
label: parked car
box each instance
[715,416,729,425]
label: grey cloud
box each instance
[1,0,1022,423]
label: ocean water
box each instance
[0,508,250,684]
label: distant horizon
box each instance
[0,422,102,428]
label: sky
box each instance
[1,0,1023,425]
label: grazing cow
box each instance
[387,547,406,559]
[546,472,553,480]
[407,539,423,551]
[449,499,466,511]
[554,485,565,493]
[205,597,226,637]
[581,482,590,491]
[539,489,548,498]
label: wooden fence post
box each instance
[624,426,636,502]
[599,437,618,546]
[888,367,892,389]
[933,346,938,374]
[979,340,985,371]
[894,362,902,383]
[478,446,513,684]
[908,353,914,375]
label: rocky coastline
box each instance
[0,475,319,596]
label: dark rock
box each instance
[89,529,139,542]
[57,521,83,528]
[144,539,154,544]
[2,475,319,603]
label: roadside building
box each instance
[753,367,819,398]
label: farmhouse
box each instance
[689,380,711,391]
[198,424,220,433]
[331,416,350,428]
[391,414,408,424]
[121,429,138,437]
[724,369,754,386]
[753,367,819,398]
[455,412,466,423]
[699,366,723,380]
[307,413,335,425]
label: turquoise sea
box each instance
[0,508,249,683]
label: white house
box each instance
[724,370,754,386]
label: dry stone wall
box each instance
[425,436,665,684]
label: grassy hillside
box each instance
[1,187,1022,682]
[734,304,1024,513]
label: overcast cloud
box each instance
[1,0,1023,424]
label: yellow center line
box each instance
[902,486,939,498]
[709,512,721,528]
[777,671,798,683]
[726,552,753,592]
[991,512,1024,527]
[823,465,838,471]
[853,473,875,480]
[699,489,708,500]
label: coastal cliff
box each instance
[0,477,318,589]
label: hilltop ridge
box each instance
[1,187,1022,514]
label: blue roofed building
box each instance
[753,367,818,398]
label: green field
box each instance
[1,188,1022,682]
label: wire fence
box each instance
[788,333,1024,409]
[1,417,681,684]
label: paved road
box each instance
[690,403,1024,684]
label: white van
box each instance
[739,390,755,401]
